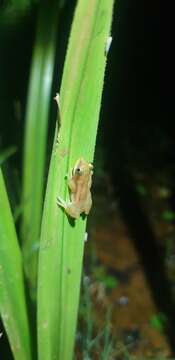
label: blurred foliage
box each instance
[161,210,175,223]
[149,313,168,334]
[135,183,147,196]
[77,274,115,359]
[93,265,119,290]
[0,146,16,166]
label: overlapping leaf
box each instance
[0,169,32,360]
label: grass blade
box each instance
[10,0,30,8]
[0,146,17,166]
[37,0,114,359]
[21,0,59,297]
[0,169,32,360]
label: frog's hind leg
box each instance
[57,197,80,219]
[84,194,92,215]
[66,203,80,219]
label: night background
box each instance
[1,0,171,359]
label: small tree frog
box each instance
[57,158,93,219]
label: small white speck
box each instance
[118,296,129,306]
[42,321,48,329]
[105,36,113,56]
[84,232,88,242]
[0,332,3,338]
[54,93,60,107]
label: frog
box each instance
[57,158,93,219]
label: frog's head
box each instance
[73,158,93,176]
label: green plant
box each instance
[0,170,32,360]
[0,0,114,359]
[77,275,115,359]
[149,313,168,333]
[21,0,60,298]
[37,1,114,358]
[161,210,175,222]
[93,265,119,290]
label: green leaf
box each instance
[9,0,31,8]
[0,169,32,360]
[0,146,17,166]
[0,1,31,25]
[149,313,168,333]
[93,265,106,280]
[21,0,59,297]
[161,210,175,222]
[93,266,118,289]
[37,0,114,359]
[102,275,119,289]
[135,183,147,196]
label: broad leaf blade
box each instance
[37,0,114,359]
[0,169,32,360]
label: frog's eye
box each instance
[75,167,83,175]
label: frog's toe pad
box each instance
[57,196,66,208]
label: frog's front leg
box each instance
[57,196,68,210]
[57,196,80,219]
[57,196,72,216]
